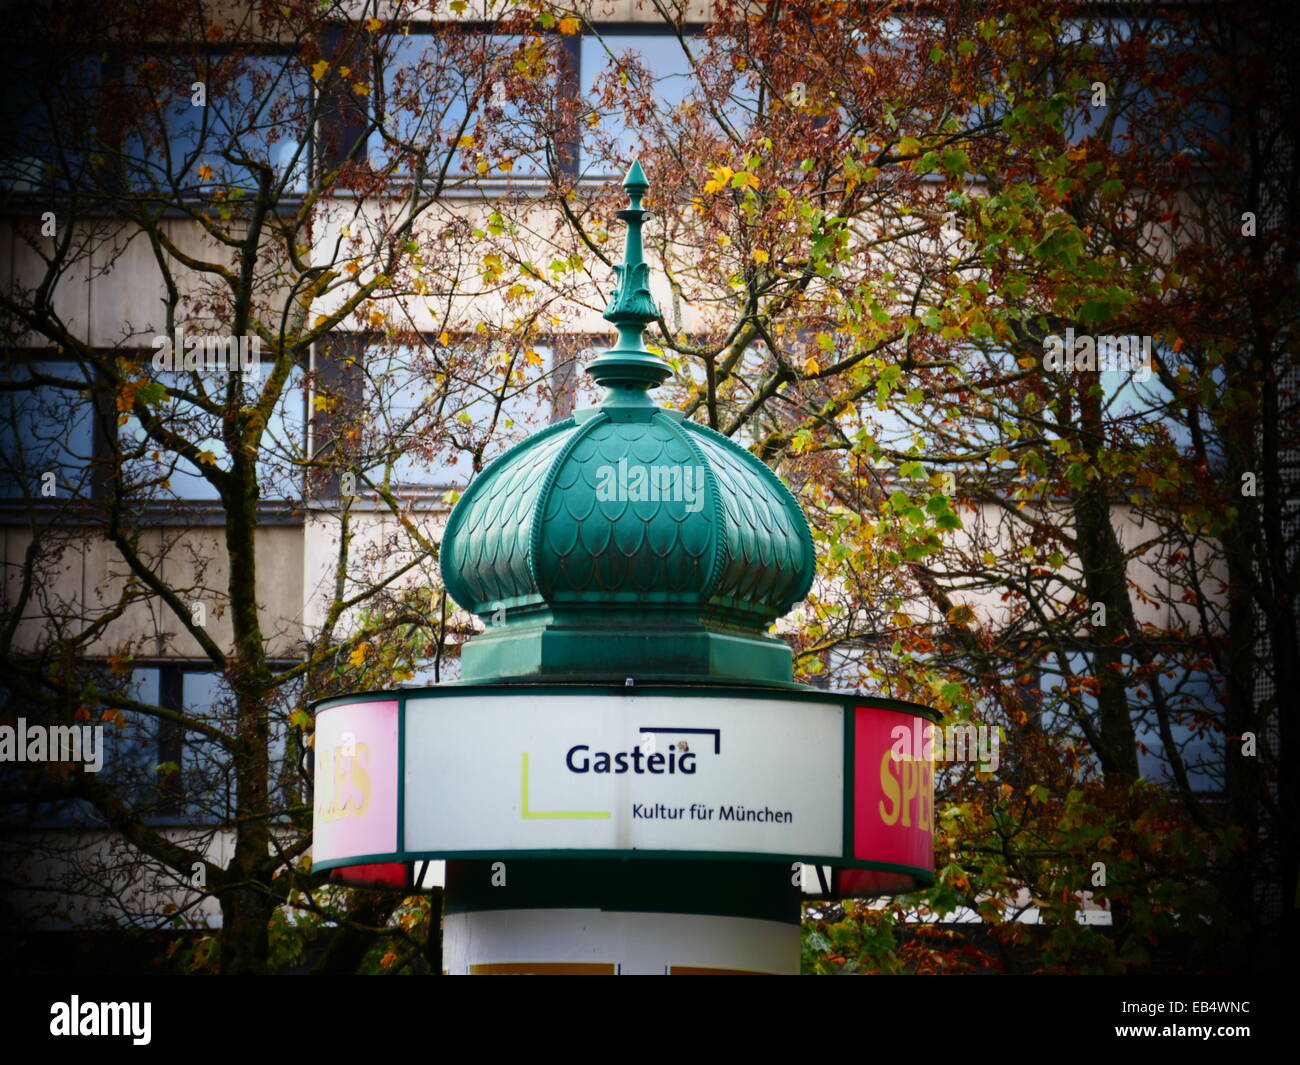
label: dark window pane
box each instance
[0,361,96,499]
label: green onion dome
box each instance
[439,163,815,686]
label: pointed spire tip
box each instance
[623,159,649,194]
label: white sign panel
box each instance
[403,693,843,858]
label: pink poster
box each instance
[312,700,399,866]
[853,704,934,874]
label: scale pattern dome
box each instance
[441,407,816,628]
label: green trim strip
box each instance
[843,704,854,861]
[396,692,406,852]
[312,682,938,721]
[312,849,934,886]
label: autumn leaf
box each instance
[946,604,976,627]
[703,165,733,194]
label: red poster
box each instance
[853,704,934,876]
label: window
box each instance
[119,363,306,502]
[121,52,311,194]
[371,31,563,177]
[1039,650,1226,793]
[580,32,698,175]
[0,51,101,194]
[1063,18,1230,162]
[353,338,557,491]
[0,360,97,500]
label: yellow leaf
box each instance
[311,60,329,80]
[752,248,769,264]
[348,643,370,667]
[946,604,976,627]
[702,165,733,195]
[558,16,581,34]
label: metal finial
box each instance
[585,160,672,404]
